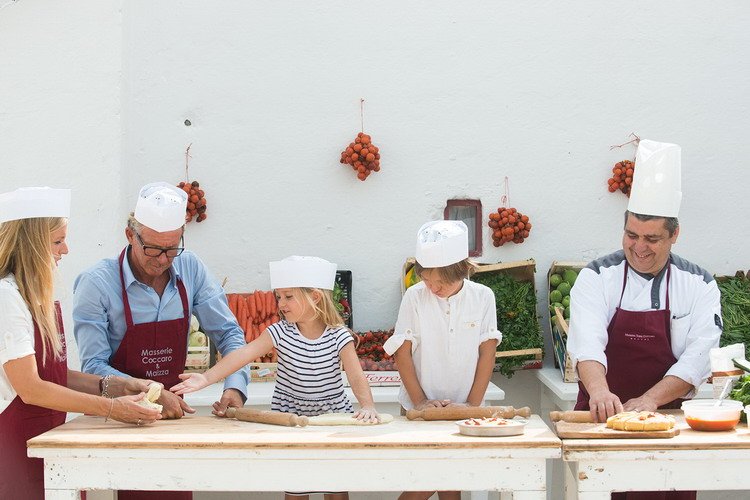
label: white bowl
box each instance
[681,399,742,431]
[455,417,526,437]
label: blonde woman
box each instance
[0,187,161,499]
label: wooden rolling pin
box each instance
[225,408,309,427]
[406,405,531,421]
[549,410,595,423]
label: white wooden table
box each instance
[562,414,750,499]
[185,380,506,416]
[28,414,560,500]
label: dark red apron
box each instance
[575,262,695,500]
[0,302,67,499]
[112,248,192,500]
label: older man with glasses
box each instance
[73,182,248,417]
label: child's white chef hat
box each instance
[0,187,71,223]
[415,220,469,268]
[628,139,682,218]
[270,256,337,290]
[134,182,188,233]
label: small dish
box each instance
[455,417,527,437]
[681,399,742,431]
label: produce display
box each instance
[607,159,635,196]
[339,132,381,181]
[548,268,579,324]
[333,273,352,328]
[718,271,750,359]
[355,329,396,371]
[471,266,542,378]
[177,180,207,223]
[188,315,208,347]
[226,292,279,363]
[605,411,675,431]
[403,264,421,292]
[729,373,750,422]
[487,207,532,246]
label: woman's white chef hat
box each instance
[134,182,188,232]
[415,220,469,268]
[0,187,71,223]
[269,256,338,290]
[628,139,682,218]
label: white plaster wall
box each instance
[1,0,749,411]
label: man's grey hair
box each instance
[624,210,679,236]
[127,213,144,233]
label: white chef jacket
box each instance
[567,251,722,390]
[0,274,36,413]
[384,279,502,410]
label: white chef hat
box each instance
[0,187,71,224]
[269,256,337,290]
[628,139,682,218]
[415,220,469,268]
[134,182,188,233]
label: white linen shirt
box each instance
[0,274,35,413]
[383,279,501,410]
[567,251,722,391]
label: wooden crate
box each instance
[472,259,543,373]
[547,261,586,382]
[249,362,277,382]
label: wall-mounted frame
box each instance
[444,199,482,257]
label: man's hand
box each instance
[211,388,244,417]
[157,389,196,419]
[587,389,624,422]
[623,395,659,413]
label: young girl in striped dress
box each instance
[172,256,379,415]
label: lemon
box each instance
[549,290,563,304]
[550,274,563,288]
[563,269,579,286]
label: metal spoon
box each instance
[713,378,733,407]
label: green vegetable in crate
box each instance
[718,272,750,360]
[549,289,563,304]
[471,270,543,378]
[556,281,572,297]
[729,374,750,422]
[549,274,563,288]
[563,269,578,286]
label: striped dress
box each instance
[267,320,354,416]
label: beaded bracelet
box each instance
[100,374,114,398]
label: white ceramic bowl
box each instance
[455,417,526,437]
[681,399,742,431]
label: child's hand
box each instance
[170,373,209,395]
[414,399,451,410]
[354,407,380,423]
[446,402,468,408]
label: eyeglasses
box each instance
[134,231,185,258]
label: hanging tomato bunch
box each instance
[607,160,635,196]
[177,181,207,223]
[339,132,381,181]
[488,207,531,246]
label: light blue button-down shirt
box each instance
[73,247,249,399]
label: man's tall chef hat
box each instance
[269,256,338,290]
[134,182,188,232]
[415,220,469,268]
[0,187,71,223]
[628,139,682,218]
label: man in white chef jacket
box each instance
[567,139,722,423]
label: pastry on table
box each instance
[606,411,675,431]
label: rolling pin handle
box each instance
[225,407,237,419]
[293,415,309,427]
[549,411,563,422]
[405,409,421,420]
[515,406,531,418]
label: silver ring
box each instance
[137,419,142,426]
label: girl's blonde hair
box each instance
[281,287,345,327]
[0,217,66,363]
[414,258,475,283]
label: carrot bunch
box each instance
[226,291,279,363]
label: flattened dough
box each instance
[307,412,394,426]
[137,383,163,412]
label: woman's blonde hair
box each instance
[281,287,345,328]
[0,217,66,363]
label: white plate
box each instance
[455,418,527,437]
